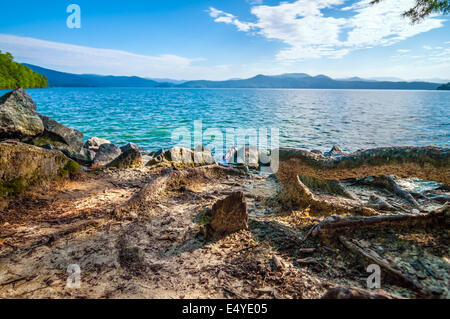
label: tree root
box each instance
[0,218,104,259]
[113,165,245,219]
[275,146,449,212]
[338,236,427,295]
[309,205,448,242]
[357,175,421,209]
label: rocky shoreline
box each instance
[0,88,449,299]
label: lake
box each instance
[2,88,449,153]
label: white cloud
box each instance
[0,33,235,80]
[397,49,410,53]
[209,0,446,61]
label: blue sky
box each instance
[0,0,449,80]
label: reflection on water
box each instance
[2,88,448,152]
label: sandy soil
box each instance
[0,165,448,299]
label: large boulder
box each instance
[93,143,122,166]
[84,137,111,152]
[120,142,149,155]
[0,88,44,140]
[107,148,143,169]
[0,140,78,196]
[206,191,248,238]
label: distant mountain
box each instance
[23,64,160,87]
[437,82,450,90]
[21,64,442,90]
[178,73,440,90]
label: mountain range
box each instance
[23,64,444,90]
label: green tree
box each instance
[0,50,48,89]
[371,0,450,23]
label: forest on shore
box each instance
[0,51,47,89]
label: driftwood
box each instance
[275,146,449,209]
[113,165,244,219]
[338,236,426,294]
[321,286,404,299]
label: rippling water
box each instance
[2,88,449,152]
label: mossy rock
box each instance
[0,140,75,196]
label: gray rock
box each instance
[37,115,83,152]
[0,88,44,140]
[93,143,122,166]
[120,142,149,155]
[84,137,111,152]
[62,148,96,166]
[224,146,238,163]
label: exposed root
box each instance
[275,146,449,213]
[357,175,421,209]
[113,165,245,219]
[310,205,448,242]
[338,235,427,295]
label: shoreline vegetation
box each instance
[0,88,449,299]
[0,52,47,89]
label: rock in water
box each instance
[324,145,345,157]
[84,137,111,152]
[0,88,44,140]
[93,143,122,166]
[0,140,78,196]
[107,148,143,169]
[207,191,248,237]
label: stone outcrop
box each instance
[93,143,122,166]
[0,88,44,140]
[205,191,248,238]
[84,137,111,152]
[0,140,78,196]
[107,148,143,169]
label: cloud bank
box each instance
[208,0,445,61]
[0,33,230,80]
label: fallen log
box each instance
[275,146,449,208]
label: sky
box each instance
[0,0,449,81]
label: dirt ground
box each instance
[0,165,448,299]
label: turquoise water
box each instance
[2,88,449,152]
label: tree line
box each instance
[0,51,48,89]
